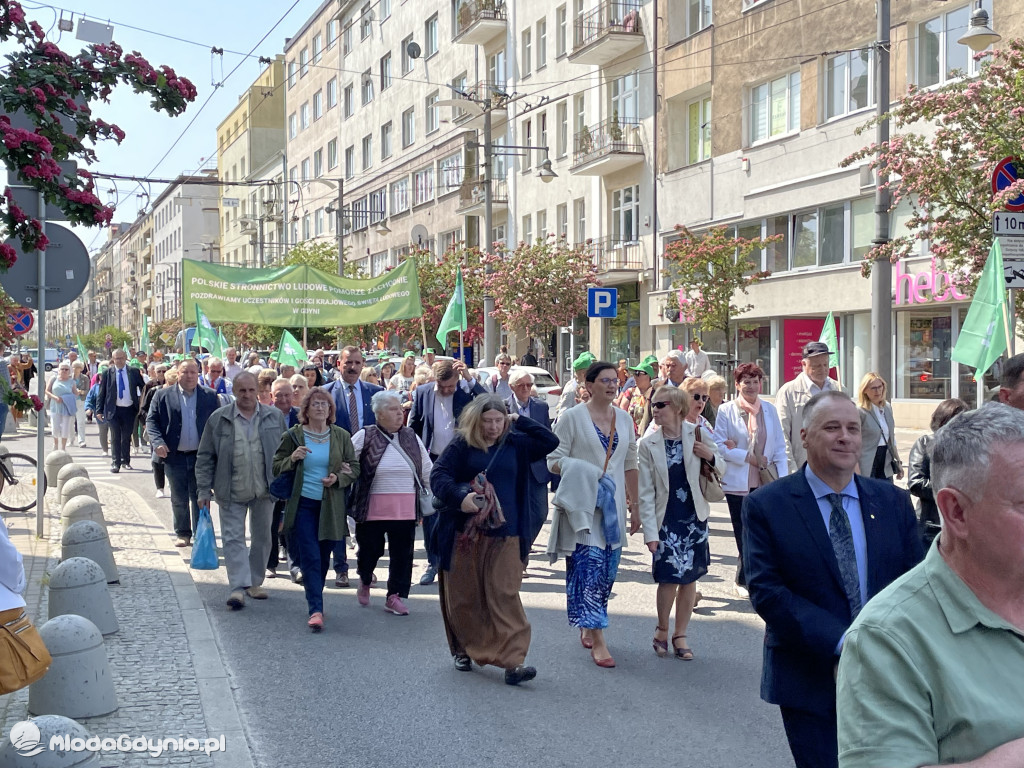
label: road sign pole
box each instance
[1010,288,1016,356]
[35,192,45,537]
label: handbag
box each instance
[190,506,220,570]
[0,606,52,694]
[870,407,903,477]
[384,430,434,517]
[695,424,726,503]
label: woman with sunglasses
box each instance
[712,362,787,598]
[638,382,723,660]
[547,361,639,669]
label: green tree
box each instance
[80,325,131,355]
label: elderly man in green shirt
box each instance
[837,403,1024,768]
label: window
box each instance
[742,0,770,9]
[362,135,373,171]
[686,95,711,164]
[380,53,392,91]
[360,3,372,40]
[302,214,311,240]
[851,197,873,262]
[425,14,439,57]
[612,185,640,242]
[402,35,414,75]
[300,102,310,130]
[917,2,991,88]
[372,250,388,276]
[574,197,586,243]
[488,50,506,89]
[536,19,547,70]
[574,92,586,135]
[426,91,439,134]
[451,73,467,120]
[749,71,800,144]
[287,61,296,88]
[413,166,434,205]
[380,0,391,19]
[439,152,463,192]
[301,157,310,181]
[343,22,353,55]
[313,92,323,121]
[522,29,532,77]
[522,214,533,244]
[825,49,873,120]
[352,197,368,231]
[361,70,374,105]
[441,229,462,253]
[402,107,415,147]
[381,122,393,160]
[391,178,410,214]
[345,146,355,179]
[313,149,323,177]
[312,34,323,64]
[522,119,532,170]
[557,101,568,157]
[288,112,297,139]
[537,209,548,239]
[327,79,338,109]
[369,188,387,225]
[299,47,309,77]
[685,0,712,37]
[289,165,297,184]
[538,112,548,167]
[315,207,325,235]
[327,139,338,170]
[327,20,339,49]
[557,203,568,238]
[610,70,640,122]
[556,6,567,57]
[344,83,354,117]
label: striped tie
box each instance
[348,385,359,430]
[827,493,861,616]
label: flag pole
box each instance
[420,315,428,352]
[458,329,463,364]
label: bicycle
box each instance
[0,452,44,512]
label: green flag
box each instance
[272,329,306,368]
[140,316,150,353]
[76,335,87,361]
[952,239,1008,381]
[194,304,219,353]
[435,265,467,350]
[818,311,840,373]
[217,329,229,358]
[122,340,130,354]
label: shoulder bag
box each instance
[384,431,435,517]
[747,411,779,486]
[695,424,726,503]
[870,407,903,476]
[0,607,51,694]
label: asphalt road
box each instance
[14,421,794,768]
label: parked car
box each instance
[474,365,562,409]
[24,347,60,372]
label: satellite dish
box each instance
[406,41,421,59]
[410,224,429,246]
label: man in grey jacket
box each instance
[775,342,845,473]
[196,372,287,610]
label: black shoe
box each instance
[453,655,472,672]
[504,665,537,686]
[419,566,437,586]
[110,464,120,473]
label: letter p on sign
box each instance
[588,287,618,318]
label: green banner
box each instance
[182,259,422,328]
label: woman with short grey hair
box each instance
[490,353,514,399]
[348,389,432,616]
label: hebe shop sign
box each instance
[894,258,967,306]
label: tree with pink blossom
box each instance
[0,0,197,270]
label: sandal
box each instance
[653,625,668,657]
[672,634,694,661]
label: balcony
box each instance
[571,118,644,175]
[453,1,507,46]
[569,1,644,66]
[586,236,644,274]
[456,177,509,215]
[452,80,510,131]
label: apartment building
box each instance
[216,56,287,268]
[654,0,1008,424]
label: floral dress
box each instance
[651,438,710,585]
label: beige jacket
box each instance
[775,372,844,473]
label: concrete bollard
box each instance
[59,477,99,507]
[0,714,99,767]
[44,450,72,487]
[61,521,119,584]
[47,558,118,635]
[60,497,105,531]
[56,463,90,500]
[28,614,118,718]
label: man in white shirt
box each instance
[684,338,711,378]
[776,341,845,472]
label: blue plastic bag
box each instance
[190,506,219,570]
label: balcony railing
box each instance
[452,80,510,124]
[454,0,508,42]
[572,117,642,168]
[572,1,642,52]
[585,235,643,271]
[457,177,509,211]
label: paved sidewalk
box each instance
[0,466,253,767]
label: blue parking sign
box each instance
[588,287,618,318]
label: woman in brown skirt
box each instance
[429,394,559,686]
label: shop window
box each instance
[898,311,954,400]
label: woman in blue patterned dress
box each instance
[637,380,722,660]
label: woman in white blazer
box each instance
[712,363,788,597]
[638,380,722,661]
[548,361,638,669]
[856,372,903,482]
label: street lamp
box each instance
[958,2,1001,51]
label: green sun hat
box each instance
[629,361,656,378]
[572,351,597,371]
[424,347,435,354]
[403,351,416,358]
[641,354,660,367]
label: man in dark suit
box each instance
[742,390,923,768]
[146,358,219,547]
[327,346,382,434]
[97,348,146,473]
[505,369,553,548]
[409,358,486,584]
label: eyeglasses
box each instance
[594,377,619,386]
[209,369,223,374]
[498,361,511,366]
[693,394,710,402]
[652,401,671,410]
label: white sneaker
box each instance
[735,584,750,599]
[155,489,165,498]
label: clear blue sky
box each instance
[21,0,325,251]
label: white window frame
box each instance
[380,53,392,92]
[522,28,532,77]
[536,19,547,70]
[381,121,393,160]
[685,0,712,37]
[288,112,297,139]
[439,152,463,192]
[425,14,439,58]
[824,48,874,121]
[287,61,296,88]
[299,47,309,77]
[300,102,310,130]
[313,148,323,178]
[749,71,801,145]
[327,20,339,49]
[426,91,440,134]
[312,34,323,64]
[402,107,415,147]
[611,185,640,243]
[557,101,568,157]
[610,70,640,123]
[344,83,354,118]
[391,178,410,214]
[361,70,374,105]
[413,166,435,206]
[327,78,338,109]
[916,1,991,88]
[345,146,355,179]
[402,35,415,75]
[327,139,338,170]
[361,134,373,171]
[556,5,567,57]
[313,92,323,121]
[686,94,711,164]
[360,3,372,40]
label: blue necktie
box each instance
[827,493,862,616]
[117,369,125,399]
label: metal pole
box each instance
[35,192,46,536]
[870,0,893,383]
[482,107,496,367]
[336,180,344,352]
[1009,288,1017,356]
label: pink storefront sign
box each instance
[894,258,968,306]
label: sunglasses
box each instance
[693,394,710,402]
[652,401,670,409]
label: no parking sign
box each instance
[992,157,1024,212]
[6,307,33,336]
